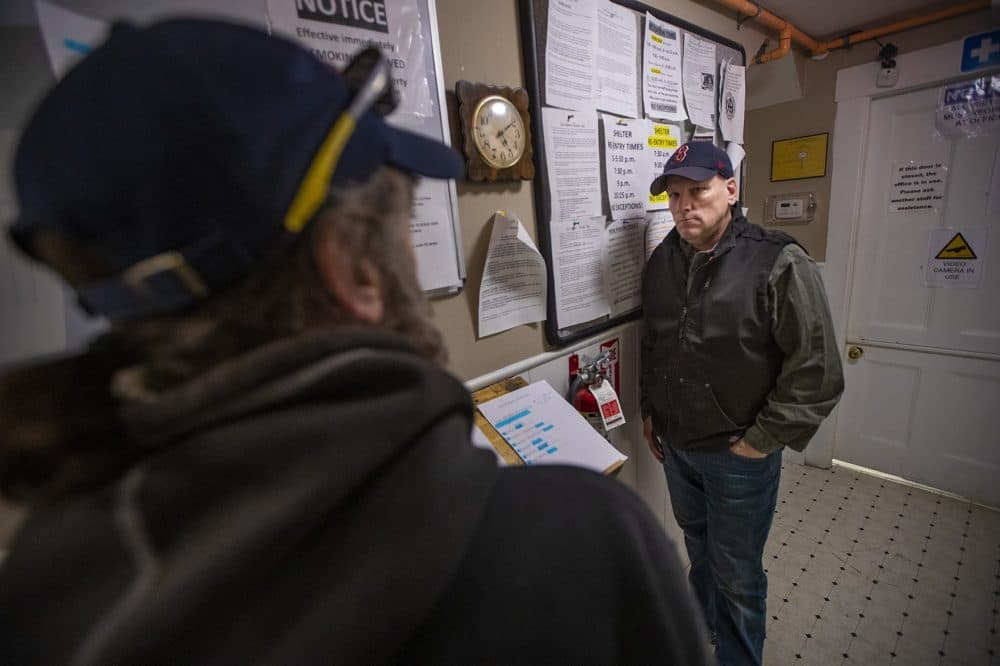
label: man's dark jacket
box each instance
[0,329,710,665]
[641,214,797,451]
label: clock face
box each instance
[472,95,526,169]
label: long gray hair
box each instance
[0,167,444,501]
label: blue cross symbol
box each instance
[961,30,1000,72]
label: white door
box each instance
[835,84,1000,506]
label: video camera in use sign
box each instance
[296,0,389,33]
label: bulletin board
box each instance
[518,0,746,346]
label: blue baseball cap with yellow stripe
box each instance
[9,19,463,321]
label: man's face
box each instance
[664,174,737,251]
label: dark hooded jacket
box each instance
[0,328,710,665]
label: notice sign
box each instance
[603,116,648,220]
[646,122,680,209]
[924,229,986,288]
[935,75,1000,138]
[890,161,948,213]
[267,0,433,117]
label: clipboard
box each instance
[471,375,625,475]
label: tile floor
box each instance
[762,462,1000,665]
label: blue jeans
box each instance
[662,443,781,666]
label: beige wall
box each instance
[433,0,770,381]
[743,9,994,261]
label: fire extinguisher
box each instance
[568,351,612,436]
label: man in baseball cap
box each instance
[641,141,844,665]
[0,19,711,665]
[649,140,735,197]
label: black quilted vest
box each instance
[641,214,799,450]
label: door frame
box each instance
[819,37,1000,469]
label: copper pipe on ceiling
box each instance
[755,24,791,64]
[711,0,990,63]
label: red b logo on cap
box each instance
[674,144,689,162]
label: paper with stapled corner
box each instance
[478,212,547,338]
[36,0,107,79]
[595,0,638,118]
[552,215,610,328]
[477,380,626,472]
[719,60,746,143]
[642,13,686,122]
[604,217,645,316]
[542,107,602,223]
[682,32,717,131]
[603,115,651,220]
[545,0,598,111]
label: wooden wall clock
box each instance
[455,81,534,182]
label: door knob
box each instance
[847,345,864,360]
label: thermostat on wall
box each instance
[765,192,817,225]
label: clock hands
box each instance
[495,120,517,139]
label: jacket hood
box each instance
[0,328,499,664]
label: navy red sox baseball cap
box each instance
[9,19,463,322]
[649,141,734,195]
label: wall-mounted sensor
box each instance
[765,192,817,225]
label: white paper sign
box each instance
[924,228,987,288]
[410,179,463,291]
[719,60,745,143]
[478,212,548,338]
[890,161,948,213]
[642,13,686,121]
[935,75,1000,137]
[603,116,650,220]
[645,210,675,260]
[477,380,626,472]
[604,217,645,316]
[646,122,681,210]
[542,107,602,222]
[552,215,610,328]
[267,0,434,118]
[682,32,717,130]
[595,0,638,118]
[545,0,598,111]
[36,0,107,79]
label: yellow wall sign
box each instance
[771,133,828,182]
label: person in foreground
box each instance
[641,141,845,665]
[0,19,712,666]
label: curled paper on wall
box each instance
[719,60,746,144]
[478,212,548,338]
[682,32,717,131]
[596,0,639,119]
